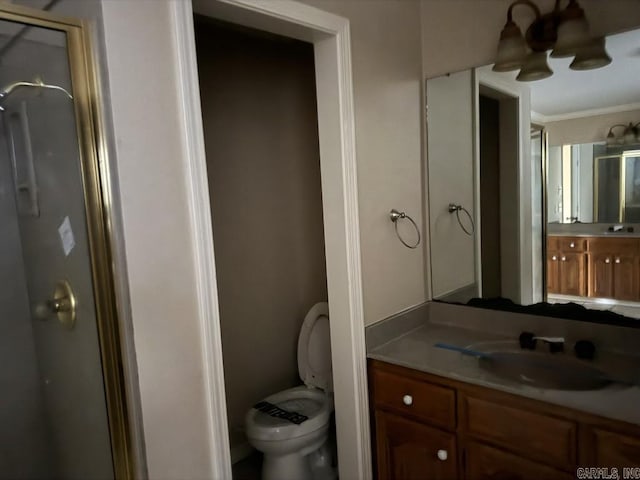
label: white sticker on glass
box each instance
[58,216,75,256]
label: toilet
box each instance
[245,302,336,480]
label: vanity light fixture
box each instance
[606,122,640,146]
[493,0,611,81]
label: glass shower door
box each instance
[0,16,115,478]
[623,151,640,222]
[595,155,622,223]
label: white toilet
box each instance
[245,302,336,480]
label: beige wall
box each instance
[546,109,640,146]
[195,20,328,450]
[421,0,640,79]
[426,70,475,297]
[300,0,426,325]
[98,2,214,478]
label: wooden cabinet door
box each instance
[613,254,640,301]
[583,428,640,468]
[464,441,574,480]
[375,410,457,480]
[588,252,614,298]
[547,252,559,294]
[559,252,586,296]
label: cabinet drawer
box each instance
[558,237,586,252]
[371,368,456,430]
[465,440,574,480]
[461,395,576,469]
[589,428,640,467]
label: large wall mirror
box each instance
[427,25,640,324]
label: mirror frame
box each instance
[0,4,136,477]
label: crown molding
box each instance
[532,102,640,124]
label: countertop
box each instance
[547,232,640,238]
[367,309,640,426]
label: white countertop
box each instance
[548,232,640,238]
[368,321,640,426]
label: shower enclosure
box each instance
[0,5,133,478]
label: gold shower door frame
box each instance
[0,4,135,478]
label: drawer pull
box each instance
[551,255,557,261]
[402,394,413,406]
[561,256,566,261]
[437,449,448,461]
[615,258,621,264]
[605,258,611,264]
[570,242,575,248]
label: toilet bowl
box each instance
[245,302,336,480]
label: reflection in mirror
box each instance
[549,144,640,224]
[427,26,640,323]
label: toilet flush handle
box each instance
[402,394,413,406]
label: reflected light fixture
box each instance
[606,122,640,146]
[493,0,611,81]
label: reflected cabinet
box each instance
[547,236,640,301]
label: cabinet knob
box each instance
[615,258,621,264]
[570,242,575,248]
[551,255,557,261]
[605,258,611,264]
[437,449,448,461]
[561,256,566,261]
[402,395,413,406]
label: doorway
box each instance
[479,94,502,298]
[477,85,521,302]
[475,76,543,305]
[171,1,369,478]
[194,17,329,474]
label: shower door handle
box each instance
[35,280,77,329]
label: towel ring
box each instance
[390,209,421,249]
[448,203,475,236]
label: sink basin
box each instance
[467,342,611,391]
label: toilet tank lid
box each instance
[297,302,332,393]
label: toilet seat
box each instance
[246,385,333,442]
[297,302,332,392]
[246,302,333,446]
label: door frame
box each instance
[169,1,370,478]
[475,68,534,305]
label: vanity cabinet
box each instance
[375,410,457,480]
[587,238,640,301]
[370,367,458,479]
[546,236,586,296]
[369,359,640,480]
[547,235,640,300]
[582,427,640,468]
[464,440,573,480]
